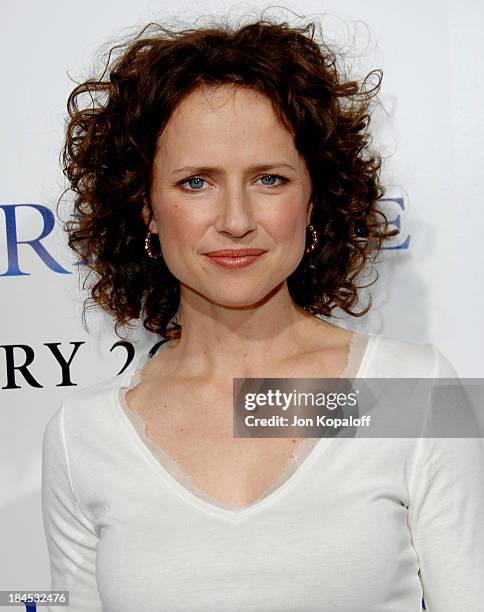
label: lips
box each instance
[203,248,267,269]
[203,248,267,257]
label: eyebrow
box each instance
[171,163,296,176]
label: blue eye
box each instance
[260,174,285,186]
[179,173,288,192]
[182,177,206,191]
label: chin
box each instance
[208,291,273,309]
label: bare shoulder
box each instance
[124,341,197,419]
[299,318,355,354]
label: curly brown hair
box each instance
[60,16,395,341]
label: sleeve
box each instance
[41,403,104,612]
[430,344,459,378]
[407,345,484,611]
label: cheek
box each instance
[268,207,307,243]
[156,205,200,258]
[157,204,183,241]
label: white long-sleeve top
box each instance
[41,333,484,611]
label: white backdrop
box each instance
[1,0,483,605]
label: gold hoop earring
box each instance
[144,231,162,259]
[305,224,318,254]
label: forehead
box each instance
[172,84,275,119]
[155,84,296,159]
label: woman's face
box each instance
[145,84,313,308]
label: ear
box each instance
[306,201,314,225]
[141,200,158,235]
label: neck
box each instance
[161,281,333,379]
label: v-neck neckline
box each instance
[111,331,380,524]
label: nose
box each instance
[213,181,257,238]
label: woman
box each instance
[42,18,484,611]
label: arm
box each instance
[41,403,103,612]
[407,345,484,611]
